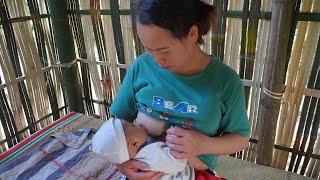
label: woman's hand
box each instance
[116,160,163,180]
[165,126,208,159]
[167,126,250,157]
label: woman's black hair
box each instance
[134,0,217,45]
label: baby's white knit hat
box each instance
[91,117,130,164]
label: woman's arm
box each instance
[116,160,163,180]
[200,133,250,155]
[166,127,249,159]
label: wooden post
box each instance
[256,0,295,166]
[47,0,84,113]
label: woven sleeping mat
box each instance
[216,155,313,180]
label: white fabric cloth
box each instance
[135,142,195,180]
[91,118,130,164]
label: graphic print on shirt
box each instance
[152,96,198,114]
[141,103,153,114]
[159,111,173,121]
[181,117,196,130]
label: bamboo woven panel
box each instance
[0,0,320,178]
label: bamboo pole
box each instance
[256,0,295,166]
[273,0,312,169]
[47,0,84,113]
[69,0,95,116]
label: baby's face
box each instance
[122,121,148,145]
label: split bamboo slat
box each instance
[119,0,136,67]
[239,0,259,161]
[223,0,243,72]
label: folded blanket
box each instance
[0,128,122,180]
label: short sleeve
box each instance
[217,84,251,137]
[109,64,138,122]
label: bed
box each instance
[0,112,312,180]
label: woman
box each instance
[110,0,251,179]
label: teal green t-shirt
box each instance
[110,53,250,171]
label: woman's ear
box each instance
[188,25,199,44]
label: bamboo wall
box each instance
[0,0,319,178]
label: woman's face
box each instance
[136,22,196,74]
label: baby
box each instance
[91,117,195,180]
[135,112,209,170]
